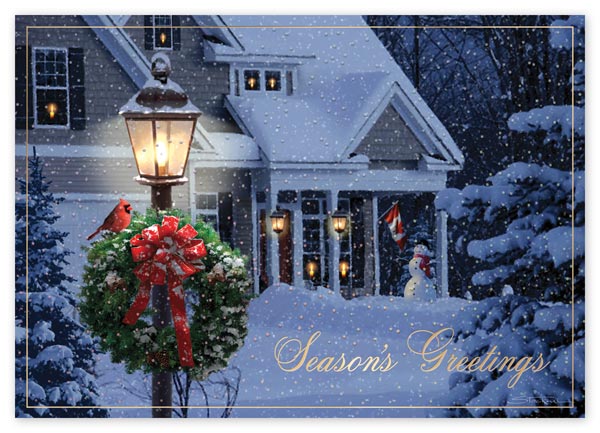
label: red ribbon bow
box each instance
[414,253,432,278]
[122,215,207,367]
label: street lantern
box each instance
[270,207,286,234]
[331,210,349,234]
[120,53,201,191]
[119,53,201,418]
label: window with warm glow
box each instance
[244,70,260,91]
[265,71,281,91]
[234,68,292,95]
[33,47,69,127]
[153,15,173,50]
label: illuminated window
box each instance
[265,71,281,91]
[244,70,260,91]
[144,16,181,51]
[153,15,173,50]
[33,47,69,127]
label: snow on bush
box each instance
[436,161,584,300]
[15,150,107,418]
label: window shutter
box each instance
[172,15,181,51]
[15,45,33,129]
[218,192,233,247]
[144,16,153,50]
[68,48,86,130]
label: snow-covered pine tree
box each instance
[15,148,107,417]
[435,17,584,416]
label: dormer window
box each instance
[234,67,294,96]
[144,15,181,51]
[244,70,260,91]
[265,71,281,91]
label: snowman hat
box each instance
[413,238,430,250]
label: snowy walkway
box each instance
[96,285,474,417]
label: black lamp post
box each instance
[120,53,201,418]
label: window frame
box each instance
[193,192,219,231]
[337,197,353,291]
[301,194,329,286]
[32,46,70,130]
[152,15,174,51]
[234,66,289,96]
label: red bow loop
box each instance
[183,239,207,262]
[123,215,204,367]
[174,224,198,248]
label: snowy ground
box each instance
[52,199,475,417]
[95,285,475,418]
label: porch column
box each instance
[250,177,260,294]
[326,190,340,294]
[266,188,280,286]
[436,209,449,297]
[372,196,381,295]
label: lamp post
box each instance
[120,53,201,418]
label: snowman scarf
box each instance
[414,253,432,278]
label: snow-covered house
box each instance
[15,15,463,298]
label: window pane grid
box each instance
[33,47,69,127]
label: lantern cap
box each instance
[119,53,202,118]
[332,209,349,218]
[270,206,286,219]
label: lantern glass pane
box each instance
[155,119,194,177]
[126,119,156,177]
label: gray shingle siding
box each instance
[355,103,426,162]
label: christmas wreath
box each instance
[80,209,250,378]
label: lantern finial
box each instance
[151,53,172,84]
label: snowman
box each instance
[404,243,436,302]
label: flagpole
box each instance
[378,200,400,220]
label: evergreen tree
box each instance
[434,17,584,416]
[15,148,107,417]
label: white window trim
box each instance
[232,66,289,96]
[152,15,174,51]
[32,46,70,130]
[192,192,219,230]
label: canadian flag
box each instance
[383,202,407,251]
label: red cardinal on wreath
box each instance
[87,198,132,240]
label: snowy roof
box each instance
[206,15,463,166]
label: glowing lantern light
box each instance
[270,207,286,234]
[332,210,349,234]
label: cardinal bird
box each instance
[87,199,132,241]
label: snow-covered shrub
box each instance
[15,149,107,417]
